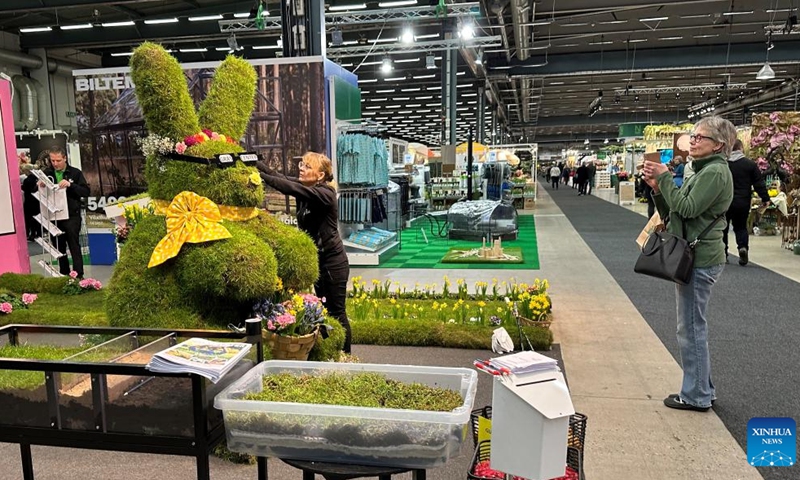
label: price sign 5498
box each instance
[86,196,126,211]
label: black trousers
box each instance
[550,176,559,189]
[578,180,588,194]
[724,205,750,253]
[315,259,351,353]
[54,215,83,277]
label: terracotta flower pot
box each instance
[262,327,319,361]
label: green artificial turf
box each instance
[373,215,539,270]
[441,246,524,264]
[0,344,88,390]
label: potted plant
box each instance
[252,294,326,360]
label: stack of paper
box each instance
[146,338,252,383]
[490,351,559,375]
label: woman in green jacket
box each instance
[643,116,735,412]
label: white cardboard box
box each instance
[490,370,575,480]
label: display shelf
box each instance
[31,192,63,215]
[33,214,63,237]
[37,259,63,277]
[33,237,65,259]
[346,240,399,266]
[342,231,397,252]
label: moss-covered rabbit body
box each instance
[106,42,318,329]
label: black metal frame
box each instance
[0,323,265,480]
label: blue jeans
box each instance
[675,264,724,408]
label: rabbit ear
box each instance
[198,55,257,141]
[130,42,200,141]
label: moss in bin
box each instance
[244,372,463,412]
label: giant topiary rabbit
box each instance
[106,42,319,329]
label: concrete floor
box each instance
[10,185,798,479]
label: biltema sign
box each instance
[75,76,135,92]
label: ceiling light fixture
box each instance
[722,10,754,16]
[60,23,93,30]
[19,26,53,33]
[426,54,436,69]
[188,15,223,22]
[179,48,207,53]
[640,16,669,22]
[460,23,475,40]
[378,0,418,7]
[329,4,368,11]
[400,26,415,44]
[757,32,776,80]
[101,21,136,27]
[144,18,179,25]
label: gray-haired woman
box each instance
[643,116,734,412]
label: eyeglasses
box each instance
[298,161,310,170]
[689,133,716,143]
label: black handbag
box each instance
[634,213,726,285]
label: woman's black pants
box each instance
[315,260,351,353]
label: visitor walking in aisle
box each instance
[561,164,570,186]
[586,160,597,195]
[576,162,589,195]
[258,152,352,353]
[23,148,90,278]
[549,164,561,189]
[643,116,734,412]
[724,139,770,266]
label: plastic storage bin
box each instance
[214,360,478,468]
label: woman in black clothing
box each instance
[257,152,351,353]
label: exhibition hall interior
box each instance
[0,0,799,479]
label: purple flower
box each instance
[770,112,781,123]
[770,133,790,150]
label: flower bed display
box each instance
[215,361,478,468]
[350,276,552,326]
[751,112,800,191]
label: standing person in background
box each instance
[672,156,686,187]
[586,160,597,195]
[683,157,696,183]
[724,139,771,266]
[561,164,570,186]
[643,116,734,412]
[26,148,90,277]
[258,152,352,353]
[576,162,589,196]
[549,164,561,189]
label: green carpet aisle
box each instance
[542,182,799,480]
[372,215,540,269]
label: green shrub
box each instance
[130,42,200,141]
[198,55,257,141]
[308,317,345,362]
[0,273,69,294]
[176,222,278,303]
[352,319,552,351]
[245,213,319,291]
